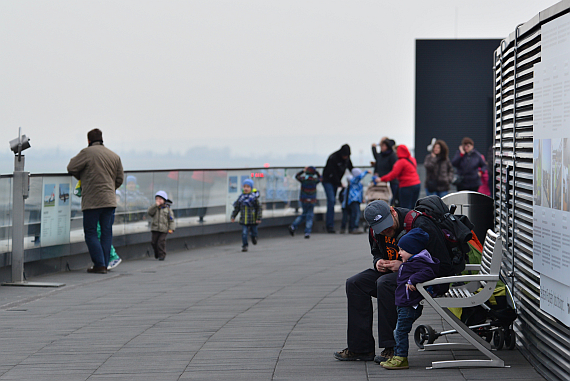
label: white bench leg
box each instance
[425,305,505,368]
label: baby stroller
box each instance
[364,181,392,203]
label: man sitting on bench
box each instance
[333,200,458,364]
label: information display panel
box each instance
[533,12,570,325]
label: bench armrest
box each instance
[418,274,500,287]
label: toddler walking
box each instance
[147,191,175,261]
[231,179,262,252]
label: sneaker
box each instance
[373,347,394,364]
[107,258,122,270]
[304,234,310,239]
[381,355,409,369]
[288,225,295,236]
[333,348,374,361]
[251,236,257,245]
[327,229,336,234]
[242,246,248,252]
[158,256,166,261]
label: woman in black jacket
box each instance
[423,139,453,197]
[322,144,353,233]
[371,137,399,205]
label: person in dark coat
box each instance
[423,139,453,197]
[451,137,487,192]
[322,144,353,233]
[333,200,456,363]
[372,137,399,205]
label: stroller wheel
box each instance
[504,327,516,350]
[492,328,505,350]
[414,324,436,349]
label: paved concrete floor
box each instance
[0,233,546,380]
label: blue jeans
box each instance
[425,189,448,198]
[341,207,350,230]
[394,305,424,357]
[83,207,115,268]
[241,224,258,247]
[399,184,421,209]
[348,202,361,231]
[291,203,315,234]
[322,182,337,230]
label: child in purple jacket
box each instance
[380,228,440,370]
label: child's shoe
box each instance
[251,236,257,245]
[288,225,295,236]
[107,258,122,270]
[304,234,310,239]
[242,246,248,252]
[381,356,408,369]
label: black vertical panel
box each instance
[415,39,501,161]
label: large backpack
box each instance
[402,195,475,274]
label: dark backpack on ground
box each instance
[402,195,475,274]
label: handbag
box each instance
[451,174,463,186]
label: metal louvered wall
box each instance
[494,2,570,380]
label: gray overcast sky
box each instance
[0,0,559,170]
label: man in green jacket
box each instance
[67,129,124,274]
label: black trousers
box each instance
[151,231,168,259]
[346,269,398,353]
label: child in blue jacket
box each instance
[345,168,368,233]
[288,167,321,238]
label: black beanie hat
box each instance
[398,228,429,254]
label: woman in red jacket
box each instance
[378,145,421,209]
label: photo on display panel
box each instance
[552,138,563,210]
[542,139,551,209]
[534,139,542,207]
[562,138,570,212]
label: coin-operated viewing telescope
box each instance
[9,133,31,157]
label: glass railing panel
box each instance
[0,177,12,255]
[121,172,154,234]
[69,177,84,243]
[175,170,197,226]
[2,166,371,254]
[24,176,43,247]
[204,170,229,223]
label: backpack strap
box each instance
[405,157,417,168]
[403,210,424,232]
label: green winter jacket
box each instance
[148,204,176,233]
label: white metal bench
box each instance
[416,229,506,369]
